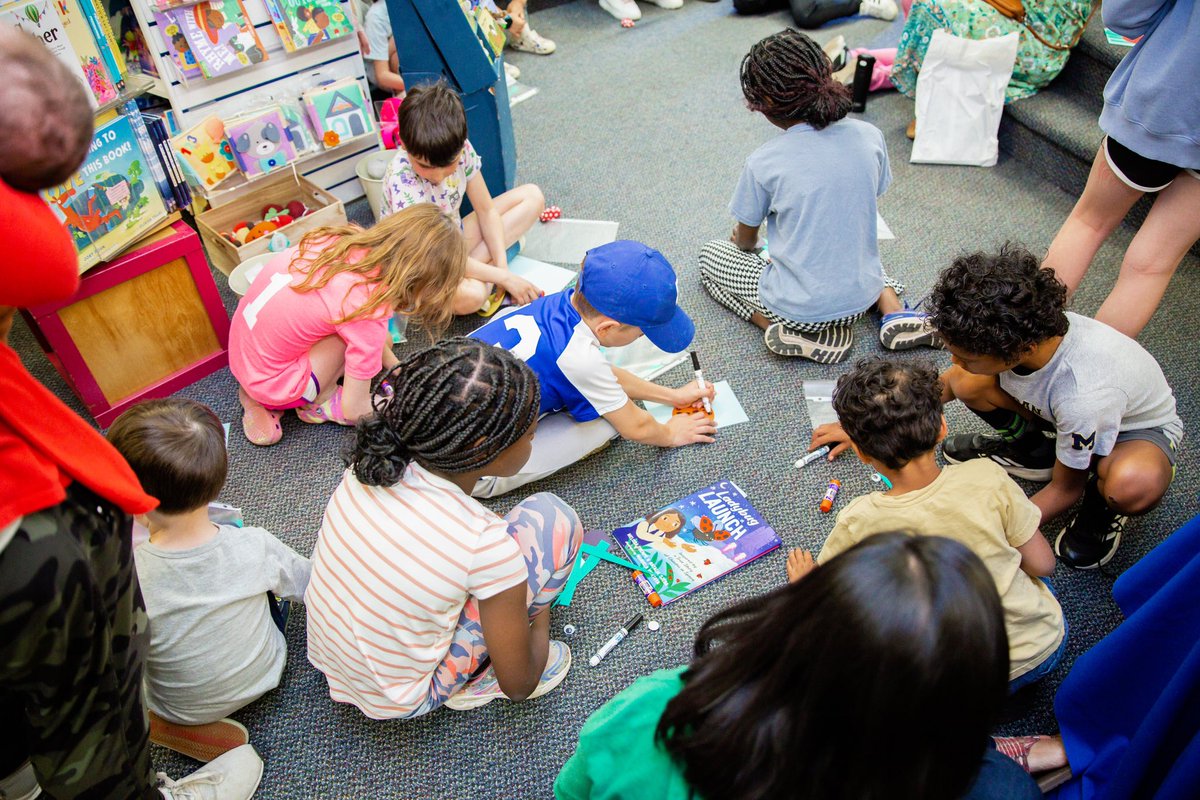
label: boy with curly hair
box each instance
[794,357,1066,689]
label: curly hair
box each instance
[833,357,943,470]
[927,244,1069,363]
[740,28,851,129]
[346,338,540,486]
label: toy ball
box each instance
[621,17,634,27]
[268,231,291,252]
[547,205,562,219]
[286,200,307,218]
[539,209,554,223]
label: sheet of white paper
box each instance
[509,255,577,294]
[643,381,749,429]
[521,219,620,264]
[877,213,894,240]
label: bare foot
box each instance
[786,548,817,583]
[1028,735,1068,773]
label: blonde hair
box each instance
[291,203,466,333]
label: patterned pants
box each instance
[414,492,583,715]
[0,485,160,800]
[698,240,905,332]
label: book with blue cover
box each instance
[612,480,781,604]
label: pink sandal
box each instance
[993,735,1044,773]
[296,386,352,426]
[239,388,283,446]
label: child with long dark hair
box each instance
[305,338,584,718]
[699,29,937,364]
[556,534,1047,800]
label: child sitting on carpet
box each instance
[469,240,716,498]
[305,339,584,717]
[107,398,311,761]
[699,28,937,363]
[381,80,543,315]
[229,203,465,445]
[789,357,1066,690]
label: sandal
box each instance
[296,385,352,426]
[239,387,283,446]
[993,735,1044,773]
[477,286,507,317]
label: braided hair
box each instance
[740,28,851,130]
[348,338,541,486]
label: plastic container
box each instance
[355,152,393,222]
[228,251,278,296]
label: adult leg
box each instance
[472,412,619,499]
[789,0,862,28]
[941,366,1056,481]
[1094,173,1200,338]
[1043,145,1144,297]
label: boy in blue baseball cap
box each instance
[470,240,716,497]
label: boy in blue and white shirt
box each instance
[471,241,715,497]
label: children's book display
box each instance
[263,0,353,52]
[226,107,298,178]
[170,114,239,189]
[613,480,782,605]
[302,77,374,147]
[154,0,266,82]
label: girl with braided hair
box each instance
[305,338,584,718]
[698,28,938,365]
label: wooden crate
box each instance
[195,173,346,275]
[20,221,230,427]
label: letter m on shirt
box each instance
[1070,431,1096,451]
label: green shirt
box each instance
[555,667,695,800]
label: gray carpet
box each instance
[11,2,1198,797]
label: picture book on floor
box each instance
[264,0,352,52]
[170,114,239,189]
[612,480,781,605]
[42,108,169,271]
[155,0,266,81]
[302,78,373,147]
[3,0,117,107]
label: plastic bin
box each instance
[356,152,393,222]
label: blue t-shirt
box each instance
[730,118,891,324]
[470,291,629,422]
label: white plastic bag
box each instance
[911,30,1019,167]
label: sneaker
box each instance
[764,323,854,363]
[1055,482,1127,569]
[150,713,249,763]
[822,35,847,70]
[599,0,641,21]
[644,0,683,7]
[859,0,898,20]
[942,432,1055,481]
[503,61,521,81]
[444,640,571,710]
[879,310,942,350]
[508,26,556,55]
[157,744,263,800]
[0,760,41,800]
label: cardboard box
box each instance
[196,173,345,275]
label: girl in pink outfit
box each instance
[229,203,466,446]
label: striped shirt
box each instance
[305,463,526,719]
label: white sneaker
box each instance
[157,745,263,800]
[444,640,572,710]
[644,0,683,7]
[508,25,556,54]
[0,760,41,800]
[599,0,641,21]
[859,0,898,20]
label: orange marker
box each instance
[632,570,663,607]
[819,479,842,513]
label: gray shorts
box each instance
[1115,427,1178,468]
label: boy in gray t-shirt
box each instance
[929,245,1180,570]
[107,398,311,762]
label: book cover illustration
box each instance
[265,0,352,52]
[3,0,116,107]
[302,78,373,147]
[226,107,297,178]
[155,0,266,81]
[612,480,782,605]
[42,113,169,271]
[170,114,238,188]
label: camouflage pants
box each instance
[0,484,160,800]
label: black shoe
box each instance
[941,432,1055,481]
[1055,497,1127,570]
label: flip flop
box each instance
[239,388,283,446]
[477,287,507,317]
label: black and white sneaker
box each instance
[941,432,1055,481]
[764,323,853,363]
[1055,499,1127,570]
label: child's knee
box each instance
[520,183,545,212]
[453,280,489,315]
[1099,460,1170,515]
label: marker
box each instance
[589,613,643,667]
[690,351,714,415]
[632,570,663,608]
[794,445,830,468]
[819,479,842,513]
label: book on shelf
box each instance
[169,113,239,189]
[155,0,267,82]
[79,0,126,91]
[611,480,782,605]
[302,77,374,148]
[41,102,171,272]
[263,0,353,52]
[3,0,117,108]
[225,106,298,179]
[142,112,193,211]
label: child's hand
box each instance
[786,549,817,583]
[666,411,716,447]
[502,273,542,306]
[673,380,717,408]
[811,422,852,460]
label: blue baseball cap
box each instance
[578,241,695,353]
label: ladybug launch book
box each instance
[612,480,781,604]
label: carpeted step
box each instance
[1076,11,1126,72]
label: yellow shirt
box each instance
[818,460,1065,680]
